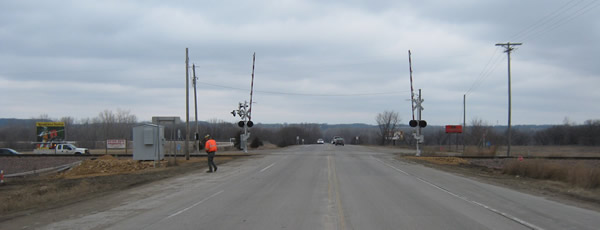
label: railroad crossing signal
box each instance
[409,120,427,128]
[232,101,253,153]
[232,101,253,128]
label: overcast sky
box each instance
[1,0,599,126]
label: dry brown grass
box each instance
[420,145,497,157]
[464,145,498,156]
[497,145,600,157]
[404,156,469,165]
[503,159,600,189]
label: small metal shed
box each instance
[132,124,165,161]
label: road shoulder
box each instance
[397,155,600,213]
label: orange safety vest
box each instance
[205,139,218,152]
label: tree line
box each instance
[1,109,599,151]
[375,111,600,147]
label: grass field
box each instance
[420,145,600,157]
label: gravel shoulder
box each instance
[0,153,252,220]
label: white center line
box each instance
[165,190,224,219]
[259,163,275,172]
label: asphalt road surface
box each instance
[3,145,600,229]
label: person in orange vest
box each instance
[204,134,218,173]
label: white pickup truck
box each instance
[34,143,90,155]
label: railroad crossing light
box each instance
[231,110,236,117]
[247,121,254,127]
[409,120,418,127]
[238,121,245,128]
[409,120,427,128]
[195,133,199,140]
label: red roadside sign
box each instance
[445,125,463,133]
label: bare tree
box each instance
[59,116,75,140]
[376,110,400,145]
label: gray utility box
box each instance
[133,124,165,161]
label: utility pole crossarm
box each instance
[495,42,523,52]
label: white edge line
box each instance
[259,163,275,172]
[165,190,224,219]
[373,156,544,230]
[372,156,409,176]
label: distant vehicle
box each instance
[331,136,340,144]
[334,137,345,146]
[34,143,90,155]
[317,139,324,144]
[0,148,21,155]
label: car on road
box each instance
[0,148,21,155]
[334,137,345,146]
[317,138,324,144]
[331,136,340,144]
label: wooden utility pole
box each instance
[185,48,190,160]
[193,64,199,153]
[463,94,466,153]
[495,42,522,157]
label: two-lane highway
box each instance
[3,145,600,229]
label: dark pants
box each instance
[207,152,217,171]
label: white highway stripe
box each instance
[374,157,543,230]
[165,190,224,219]
[372,157,410,175]
[259,163,275,172]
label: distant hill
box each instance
[0,118,42,127]
[253,123,379,130]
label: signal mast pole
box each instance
[408,50,425,156]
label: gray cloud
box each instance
[1,0,599,125]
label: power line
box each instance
[197,81,407,97]
[465,0,599,96]
[521,0,600,42]
[509,0,584,41]
[465,47,505,95]
[512,0,600,42]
